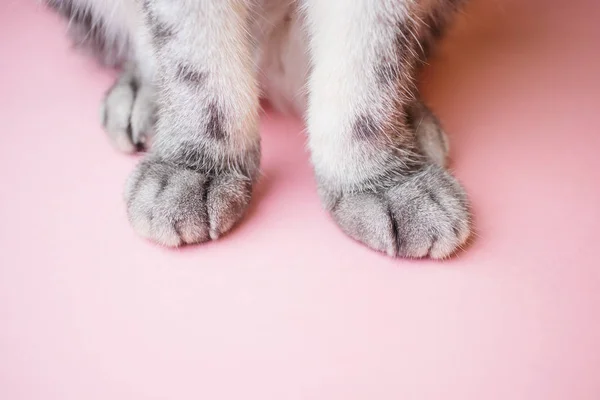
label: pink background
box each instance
[1,0,599,399]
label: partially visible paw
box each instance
[101,70,156,153]
[325,164,471,259]
[124,158,252,246]
[408,100,450,168]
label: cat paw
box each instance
[101,70,156,153]
[408,100,450,168]
[325,164,471,259]
[124,158,252,246]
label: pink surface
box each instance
[1,0,600,399]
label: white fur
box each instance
[58,0,309,112]
[303,0,413,189]
[146,0,261,160]
[66,0,425,187]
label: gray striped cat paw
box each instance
[325,164,471,259]
[101,71,155,153]
[124,158,253,246]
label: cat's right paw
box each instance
[124,157,253,246]
[101,70,156,153]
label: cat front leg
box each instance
[125,0,261,246]
[303,0,472,259]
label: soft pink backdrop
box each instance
[1,0,599,399]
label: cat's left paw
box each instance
[324,164,471,259]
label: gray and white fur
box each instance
[46,0,471,259]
